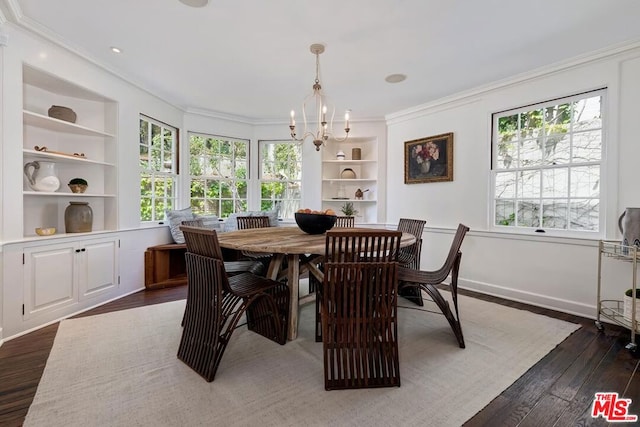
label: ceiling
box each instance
[3,0,640,122]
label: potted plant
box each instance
[68,177,88,193]
[340,202,358,217]
[623,288,640,325]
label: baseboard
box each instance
[2,287,145,343]
[459,278,597,320]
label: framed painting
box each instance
[404,132,453,184]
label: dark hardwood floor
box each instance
[0,286,638,427]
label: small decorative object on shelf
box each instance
[23,161,61,192]
[354,188,369,200]
[65,201,93,233]
[352,147,361,160]
[47,105,77,123]
[68,177,88,193]
[336,150,345,160]
[341,168,356,179]
[340,202,358,217]
[34,145,86,159]
[35,227,56,236]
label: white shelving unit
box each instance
[596,240,639,351]
[22,65,118,238]
[321,137,378,223]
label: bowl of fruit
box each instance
[295,208,337,234]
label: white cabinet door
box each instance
[78,238,118,300]
[23,242,77,320]
[23,237,119,320]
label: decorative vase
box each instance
[23,161,61,192]
[65,202,93,233]
[336,150,345,160]
[420,160,431,174]
[352,147,361,160]
[341,168,356,179]
[619,208,640,248]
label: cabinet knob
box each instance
[75,249,81,253]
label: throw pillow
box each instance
[165,207,194,244]
[195,214,221,230]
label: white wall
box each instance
[386,45,640,318]
[0,24,185,340]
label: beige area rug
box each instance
[24,294,580,427]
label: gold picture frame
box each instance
[404,132,453,184]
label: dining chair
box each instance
[397,223,469,348]
[320,229,402,390]
[396,218,427,306]
[334,216,355,228]
[177,226,290,382]
[236,216,274,265]
[181,218,264,276]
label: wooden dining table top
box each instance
[216,225,417,254]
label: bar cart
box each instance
[595,240,638,351]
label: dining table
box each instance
[217,225,416,340]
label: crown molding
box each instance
[386,39,640,125]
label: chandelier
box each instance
[289,43,351,151]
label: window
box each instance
[139,115,178,221]
[189,133,248,218]
[259,140,302,219]
[491,90,604,233]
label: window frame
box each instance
[258,139,303,220]
[139,114,179,223]
[489,89,606,237]
[188,132,250,218]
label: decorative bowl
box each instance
[295,212,337,235]
[48,105,77,123]
[69,184,88,193]
[35,227,56,236]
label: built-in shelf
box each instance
[23,110,115,138]
[24,191,117,197]
[23,149,115,166]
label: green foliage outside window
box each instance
[190,134,248,218]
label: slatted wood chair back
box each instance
[334,216,355,228]
[321,229,402,390]
[396,218,427,306]
[180,225,226,262]
[237,215,271,230]
[396,218,426,269]
[325,228,402,263]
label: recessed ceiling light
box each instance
[179,0,209,7]
[385,74,407,83]
[110,46,122,54]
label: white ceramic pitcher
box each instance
[23,161,61,192]
[619,208,640,247]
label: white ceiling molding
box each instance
[386,38,640,125]
[5,12,189,116]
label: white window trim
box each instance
[489,89,607,239]
[139,114,179,224]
